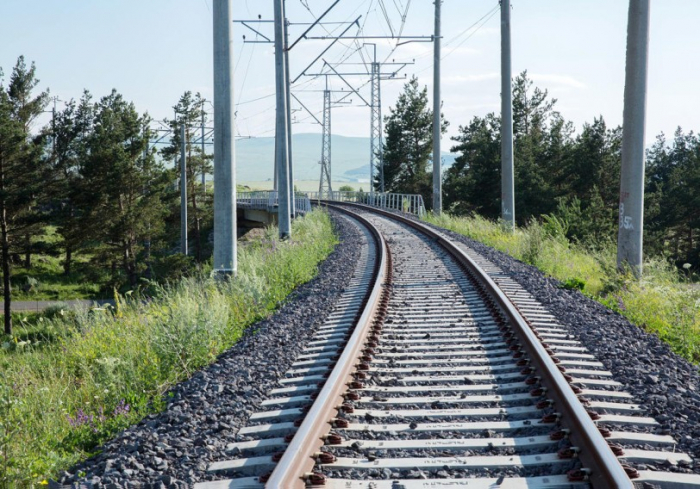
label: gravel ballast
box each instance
[61,208,700,487]
[418,218,700,472]
[60,211,364,489]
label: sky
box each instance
[1,1,699,149]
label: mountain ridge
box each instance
[236,133,456,183]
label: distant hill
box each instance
[236,133,457,183]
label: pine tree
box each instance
[79,90,167,287]
[49,91,94,275]
[444,114,501,218]
[511,71,571,219]
[445,72,570,222]
[160,92,213,262]
[646,128,700,266]
[7,57,50,269]
[379,76,448,203]
[0,57,49,334]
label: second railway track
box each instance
[197,203,700,489]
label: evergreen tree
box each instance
[444,114,501,218]
[646,128,700,267]
[49,91,94,275]
[550,117,622,246]
[7,57,50,269]
[379,76,448,204]
[512,71,567,219]
[445,72,571,222]
[79,90,167,287]
[562,117,621,207]
[0,57,49,334]
[160,92,213,262]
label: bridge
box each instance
[236,191,426,229]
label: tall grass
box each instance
[425,213,700,364]
[0,209,337,487]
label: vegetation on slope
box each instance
[382,71,700,278]
[425,212,700,364]
[0,209,337,487]
[379,70,700,364]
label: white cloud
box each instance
[472,27,499,37]
[443,73,499,84]
[441,46,481,58]
[393,43,480,62]
[529,74,586,89]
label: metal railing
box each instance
[306,191,427,217]
[237,191,311,215]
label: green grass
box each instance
[12,257,102,301]
[0,209,337,487]
[10,226,103,301]
[424,212,700,364]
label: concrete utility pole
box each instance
[213,0,237,275]
[432,0,442,214]
[274,0,292,239]
[283,1,295,217]
[180,123,188,255]
[617,0,651,277]
[201,107,206,197]
[500,0,515,230]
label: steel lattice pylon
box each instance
[319,89,332,198]
[369,61,383,193]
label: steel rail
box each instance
[328,202,634,489]
[265,205,389,489]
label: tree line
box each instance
[378,72,700,272]
[0,57,213,334]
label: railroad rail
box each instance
[196,203,700,489]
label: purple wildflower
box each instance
[113,399,130,417]
[66,408,94,428]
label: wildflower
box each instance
[113,399,130,417]
[66,409,93,428]
[683,263,692,270]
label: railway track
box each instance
[196,204,700,489]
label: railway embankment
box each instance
[61,206,700,488]
[0,209,338,487]
[425,213,700,364]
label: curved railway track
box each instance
[196,204,700,489]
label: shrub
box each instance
[424,212,700,364]
[0,209,337,486]
[42,303,70,320]
[560,277,586,291]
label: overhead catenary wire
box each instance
[380,0,412,63]
[444,4,500,56]
[235,0,420,140]
[236,32,258,110]
[410,4,500,76]
[377,0,395,37]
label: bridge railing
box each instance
[237,191,311,215]
[306,191,427,218]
